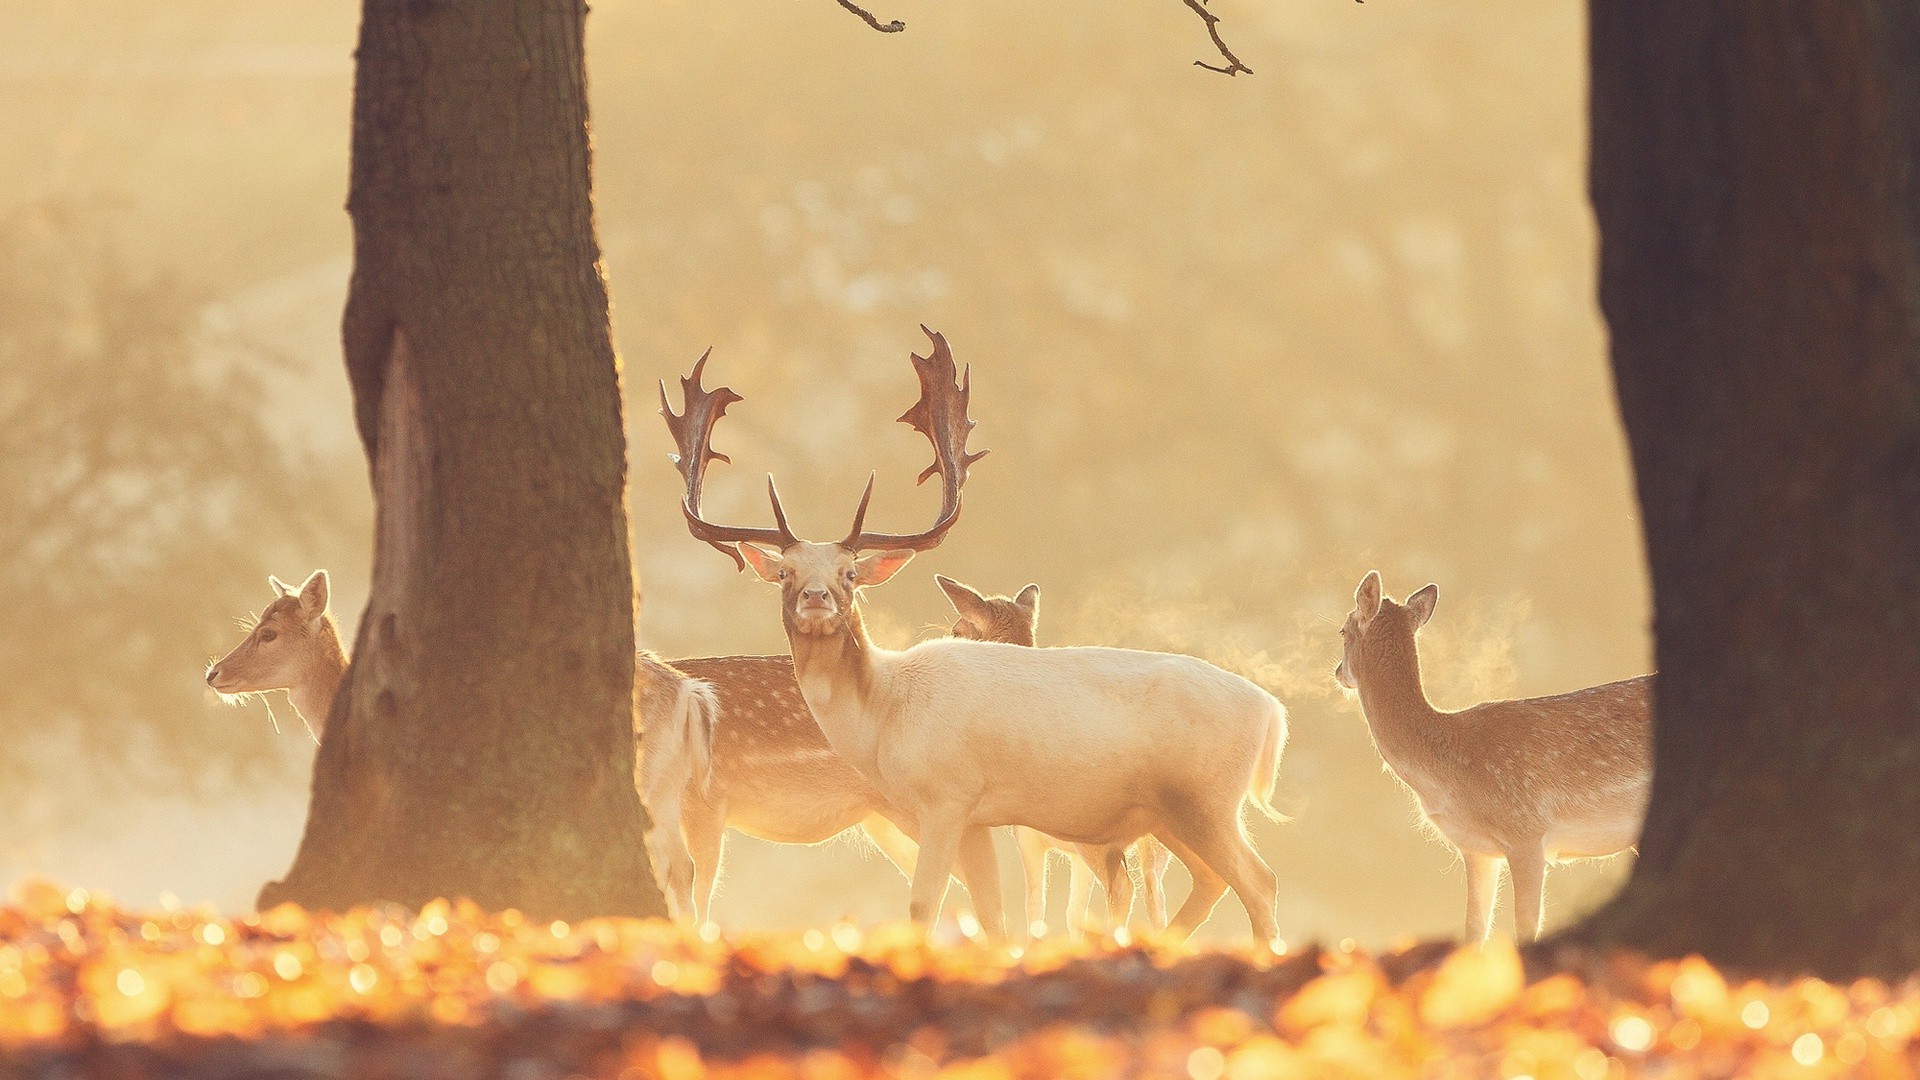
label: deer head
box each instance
[937,575,1039,646]
[207,570,335,698]
[1334,570,1437,690]
[661,327,987,638]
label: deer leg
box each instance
[1462,850,1500,944]
[1015,827,1053,939]
[1097,844,1135,930]
[1162,811,1279,942]
[907,811,965,927]
[1157,832,1228,941]
[955,825,1006,941]
[1140,836,1172,931]
[1065,849,1096,939]
[1507,842,1549,942]
[861,812,920,880]
[679,797,726,924]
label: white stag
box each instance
[1334,571,1652,942]
[661,330,1288,941]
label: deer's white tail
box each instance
[641,676,719,806]
[1247,698,1289,823]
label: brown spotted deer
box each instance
[206,570,347,741]
[661,330,1289,942]
[937,574,1173,937]
[1334,571,1652,943]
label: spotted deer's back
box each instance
[670,655,862,786]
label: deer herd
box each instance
[209,328,1653,948]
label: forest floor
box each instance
[0,880,1913,1079]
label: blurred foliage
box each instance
[0,205,363,827]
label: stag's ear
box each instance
[297,570,330,619]
[854,549,916,587]
[1014,583,1040,611]
[935,574,987,614]
[738,544,784,583]
[1404,583,1438,630]
[269,575,293,598]
[1355,571,1384,626]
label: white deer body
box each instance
[662,332,1287,941]
[1336,571,1651,943]
[795,638,1280,848]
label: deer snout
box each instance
[797,586,833,609]
[206,665,223,687]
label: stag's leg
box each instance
[1096,844,1134,930]
[1161,808,1279,942]
[1157,832,1229,941]
[955,825,1006,941]
[1462,850,1500,945]
[1140,836,1172,931]
[1065,849,1096,940]
[1507,842,1549,943]
[1015,827,1053,939]
[861,812,920,879]
[907,811,965,927]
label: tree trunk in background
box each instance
[260,0,664,919]
[1572,2,1920,977]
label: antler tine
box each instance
[843,326,988,552]
[661,350,799,569]
[841,473,878,547]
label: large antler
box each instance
[841,326,988,552]
[660,350,798,570]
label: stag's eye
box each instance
[842,569,857,584]
[776,568,789,581]
[259,628,278,643]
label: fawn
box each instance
[662,331,1288,941]
[207,570,348,740]
[1335,571,1652,942]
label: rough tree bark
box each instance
[1570,2,1920,977]
[259,0,664,919]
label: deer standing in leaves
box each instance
[662,329,1288,941]
[1335,571,1652,943]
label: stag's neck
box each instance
[1354,642,1448,775]
[786,604,882,759]
[290,615,349,738]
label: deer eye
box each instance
[842,569,857,583]
[259,628,278,643]
[776,568,789,581]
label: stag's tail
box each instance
[675,678,720,796]
[1247,696,1290,824]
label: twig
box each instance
[833,0,904,32]
[1182,0,1251,76]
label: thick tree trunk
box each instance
[259,0,664,919]
[1572,2,1920,977]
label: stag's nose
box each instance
[800,586,830,602]
[205,666,221,686]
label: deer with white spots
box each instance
[1334,571,1652,943]
[662,330,1289,942]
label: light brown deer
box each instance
[209,572,722,920]
[662,330,1289,942]
[206,570,347,740]
[1334,571,1652,943]
[937,574,1173,937]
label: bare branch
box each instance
[834,0,904,33]
[1182,0,1252,76]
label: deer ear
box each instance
[855,549,915,587]
[1355,571,1384,625]
[1405,583,1438,630]
[269,575,292,598]
[1014,583,1040,611]
[935,574,987,613]
[738,544,784,583]
[297,570,330,618]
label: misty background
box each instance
[0,0,1646,944]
